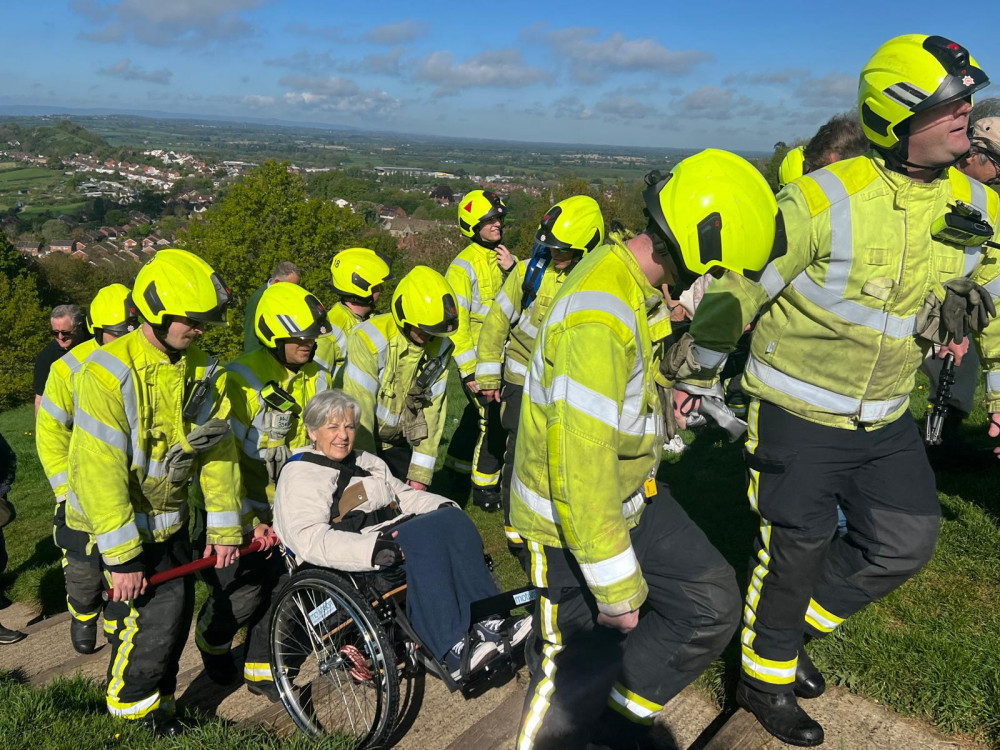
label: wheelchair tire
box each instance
[269,568,400,748]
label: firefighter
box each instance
[68,248,242,735]
[679,34,1000,746]
[513,149,786,749]
[444,190,516,510]
[476,195,604,568]
[196,281,330,700]
[314,247,392,378]
[36,283,138,654]
[341,266,457,488]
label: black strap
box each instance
[295,452,372,515]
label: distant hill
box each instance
[0,120,112,159]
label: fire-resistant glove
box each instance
[162,418,231,485]
[916,277,997,344]
[264,444,292,485]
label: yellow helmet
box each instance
[330,247,392,301]
[777,146,805,188]
[535,195,605,254]
[859,34,989,152]
[642,149,786,283]
[457,189,507,239]
[133,248,231,326]
[87,283,138,337]
[254,282,330,349]
[391,266,458,336]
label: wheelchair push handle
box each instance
[104,536,269,599]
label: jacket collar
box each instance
[607,234,665,312]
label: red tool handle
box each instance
[105,537,267,599]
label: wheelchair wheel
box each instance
[270,569,400,748]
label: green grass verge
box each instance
[1,369,997,745]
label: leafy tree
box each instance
[0,273,49,409]
[40,219,72,242]
[37,254,97,307]
[186,161,385,361]
[105,209,127,226]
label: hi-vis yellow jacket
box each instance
[341,313,451,485]
[225,347,330,529]
[687,154,1000,428]
[68,329,242,568]
[446,241,506,378]
[475,260,573,390]
[314,303,364,379]
[37,339,100,506]
[510,236,672,616]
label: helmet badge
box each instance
[963,75,975,86]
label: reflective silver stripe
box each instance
[452,258,481,311]
[987,371,1000,392]
[691,345,727,370]
[477,362,502,377]
[75,408,129,453]
[226,362,264,392]
[791,273,917,339]
[455,293,471,312]
[40,394,72,426]
[60,350,82,372]
[329,324,348,355]
[545,290,637,336]
[578,546,640,588]
[454,350,476,366]
[496,290,515,320]
[344,362,378,394]
[531,373,619,430]
[747,355,907,420]
[67,490,85,516]
[207,511,241,528]
[760,264,786,300]
[430,378,448,398]
[472,301,491,316]
[315,370,330,393]
[808,169,852,296]
[96,521,140,551]
[506,358,528,377]
[965,180,990,275]
[48,470,68,490]
[357,321,389,372]
[513,471,557,524]
[410,452,436,470]
[519,317,539,340]
[146,458,166,479]
[984,276,1000,297]
[375,402,400,426]
[135,507,184,535]
[88,349,142,463]
[313,355,331,372]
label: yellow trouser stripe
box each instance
[505,526,524,544]
[107,691,160,719]
[805,599,845,633]
[741,398,772,664]
[528,541,547,588]
[607,682,662,725]
[741,645,797,684]
[67,599,100,622]
[517,642,563,750]
[107,602,140,703]
[104,619,118,635]
[444,456,473,473]
[244,662,273,682]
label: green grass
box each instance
[2,369,998,745]
[0,671,347,749]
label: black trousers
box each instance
[445,382,506,489]
[517,484,740,749]
[378,442,412,482]
[196,551,285,683]
[740,400,940,692]
[104,530,195,720]
[499,381,529,570]
[53,503,104,620]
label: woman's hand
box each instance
[407,479,427,491]
[253,523,279,551]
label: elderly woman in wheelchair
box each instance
[268,389,530,744]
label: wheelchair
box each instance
[268,545,535,748]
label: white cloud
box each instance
[527,25,711,84]
[671,86,757,120]
[265,51,339,74]
[593,91,662,121]
[274,75,400,116]
[795,73,855,108]
[74,0,263,47]
[722,68,811,86]
[414,49,548,95]
[552,96,593,120]
[363,20,428,45]
[98,58,172,85]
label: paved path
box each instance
[0,602,987,750]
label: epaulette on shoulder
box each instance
[793,156,878,218]
[947,167,1000,222]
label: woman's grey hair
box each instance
[303,389,362,434]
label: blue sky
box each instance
[5,1,1000,151]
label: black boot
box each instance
[71,617,98,654]
[200,649,239,685]
[736,682,824,747]
[588,706,678,750]
[472,486,501,512]
[794,647,825,699]
[246,679,281,703]
[141,714,186,737]
[0,623,26,645]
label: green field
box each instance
[0,369,997,746]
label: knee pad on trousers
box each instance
[847,509,940,600]
[680,568,741,658]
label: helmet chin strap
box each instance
[877,129,970,175]
[643,221,700,293]
[150,319,182,361]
